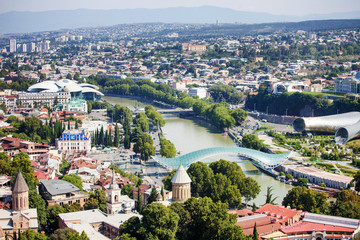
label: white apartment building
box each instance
[18,92,71,108]
[56,130,91,155]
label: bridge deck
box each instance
[153,146,291,170]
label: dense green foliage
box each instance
[160,138,177,158]
[84,189,107,212]
[5,116,63,144]
[282,186,329,213]
[330,190,360,219]
[163,160,260,207]
[61,174,83,190]
[119,198,249,240]
[246,88,360,117]
[241,134,263,150]
[208,84,243,104]
[87,75,246,130]
[0,152,39,190]
[133,132,156,161]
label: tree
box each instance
[330,190,360,219]
[353,170,360,192]
[118,216,142,240]
[84,198,99,210]
[160,138,177,158]
[137,186,142,213]
[134,133,155,161]
[231,108,248,124]
[147,186,158,204]
[62,174,83,190]
[51,228,78,240]
[286,174,293,180]
[113,123,120,147]
[265,186,278,205]
[298,178,309,185]
[66,231,90,240]
[242,134,263,150]
[187,162,213,197]
[0,103,7,113]
[182,197,248,240]
[18,229,47,240]
[121,184,135,198]
[29,190,47,228]
[47,204,66,231]
[140,203,179,240]
[282,186,329,213]
[162,169,176,191]
[252,223,258,240]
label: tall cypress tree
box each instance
[113,123,120,147]
[253,223,258,240]
[137,186,142,213]
[68,121,70,130]
[99,126,104,145]
[107,129,112,147]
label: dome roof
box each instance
[27,79,103,98]
[171,163,192,184]
[56,79,82,92]
[81,87,104,96]
[28,80,61,92]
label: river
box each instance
[104,96,292,205]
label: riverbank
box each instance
[102,95,294,205]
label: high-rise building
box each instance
[27,42,36,52]
[9,39,16,53]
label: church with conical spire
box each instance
[0,170,38,237]
[171,163,192,202]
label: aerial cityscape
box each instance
[0,0,360,240]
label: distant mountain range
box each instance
[1,6,360,34]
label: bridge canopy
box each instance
[153,147,291,170]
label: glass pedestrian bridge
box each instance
[153,147,291,170]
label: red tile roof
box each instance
[281,221,356,234]
[255,204,301,225]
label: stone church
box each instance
[0,170,38,239]
[171,163,192,202]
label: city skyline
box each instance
[1,0,360,16]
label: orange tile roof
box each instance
[255,204,301,224]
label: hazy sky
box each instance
[1,0,360,15]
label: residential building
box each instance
[255,204,302,226]
[18,92,71,108]
[39,179,89,207]
[0,137,50,159]
[188,88,207,99]
[281,165,353,189]
[9,39,16,53]
[335,77,360,94]
[56,129,91,155]
[0,171,38,237]
[59,209,140,240]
